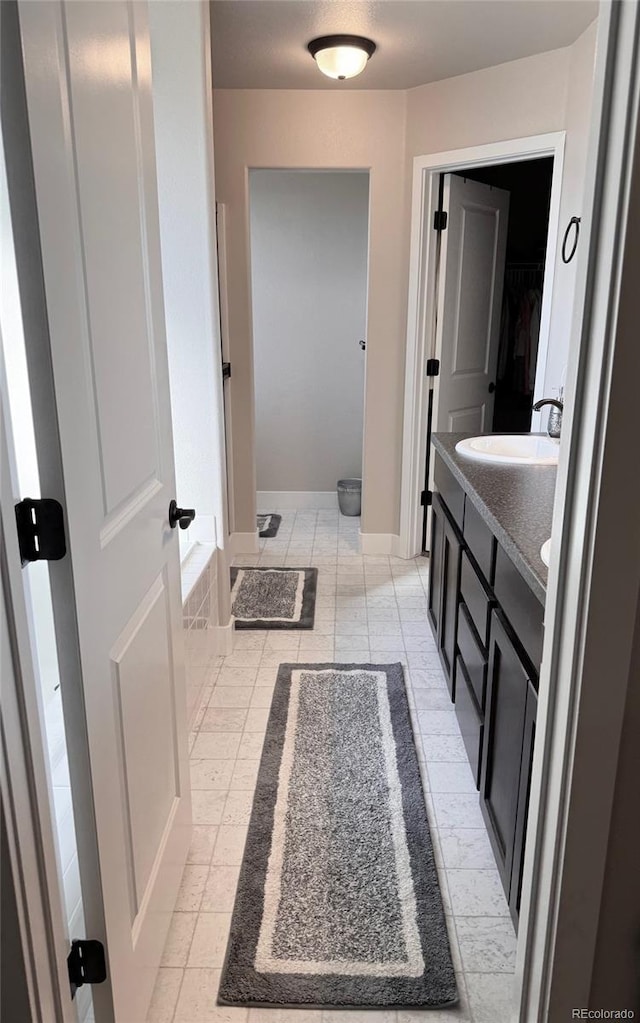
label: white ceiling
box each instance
[210,0,597,90]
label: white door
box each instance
[16,2,191,1020]
[434,174,510,433]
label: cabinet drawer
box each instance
[457,601,487,710]
[434,456,465,530]
[460,552,493,648]
[494,546,544,677]
[464,500,496,584]
[455,656,483,788]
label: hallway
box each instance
[148,511,516,1023]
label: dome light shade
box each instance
[308,35,376,81]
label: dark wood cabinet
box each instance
[429,450,542,928]
[480,608,537,924]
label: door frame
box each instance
[399,131,566,561]
[518,3,640,1014]
[215,200,236,539]
[1,346,76,1022]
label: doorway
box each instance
[455,157,554,434]
[422,157,555,549]
[248,170,369,520]
[400,133,565,562]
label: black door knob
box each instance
[169,500,196,530]
[488,382,496,394]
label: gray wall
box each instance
[250,170,369,495]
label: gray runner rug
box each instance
[230,567,317,630]
[257,513,282,538]
[218,662,458,1010]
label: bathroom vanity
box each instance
[428,433,555,927]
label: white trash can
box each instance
[337,478,362,516]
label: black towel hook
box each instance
[562,216,581,264]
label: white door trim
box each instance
[215,200,235,537]
[200,8,232,628]
[399,131,566,560]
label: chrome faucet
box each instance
[533,396,563,439]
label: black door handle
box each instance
[169,500,196,530]
[488,382,496,394]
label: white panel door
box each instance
[434,174,510,433]
[17,2,190,1019]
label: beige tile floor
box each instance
[147,511,517,1023]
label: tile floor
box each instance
[147,510,517,1023]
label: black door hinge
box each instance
[433,210,448,231]
[222,362,231,380]
[420,490,433,507]
[67,940,107,999]
[14,498,66,568]
[426,358,440,377]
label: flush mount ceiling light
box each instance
[307,35,376,81]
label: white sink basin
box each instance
[455,434,560,466]
[540,539,551,567]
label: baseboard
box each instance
[257,491,338,511]
[359,531,404,557]
[229,531,259,555]
[395,537,425,560]
[212,619,235,656]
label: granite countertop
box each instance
[432,433,556,604]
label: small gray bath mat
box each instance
[218,662,458,1010]
[257,513,282,538]
[230,567,317,630]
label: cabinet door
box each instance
[428,494,445,640]
[440,511,462,699]
[480,609,529,903]
[510,682,537,922]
